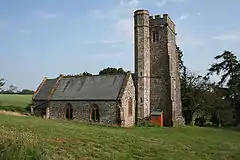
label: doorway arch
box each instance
[65,103,73,120]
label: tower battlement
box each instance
[149,14,175,33]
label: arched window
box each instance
[65,103,73,120]
[90,104,100,122]
[128,97,133,116]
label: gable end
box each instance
[117,71,131,100]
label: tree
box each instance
[7,85,18,93]
[181,70,212,125]
[207,85,234,127]
[207,51,239,86]
[65,72,92,77]
[99,67,126,75]
[20,89,35,95]
[82,72,92,76]
[177,46,184,70]
[0,78,5,91]
[207,50,240,126]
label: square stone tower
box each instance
[134,9,184,126]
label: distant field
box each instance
[0,115,240,159]
[0,94,32,107]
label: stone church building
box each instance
[32,9,184,127]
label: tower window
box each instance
[140,97,143,103]
[156,31,159,41]
[153,32,156,42]
[140,72,142,76]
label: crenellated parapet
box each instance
[149,14,176,34]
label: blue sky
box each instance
[1,0,240,90]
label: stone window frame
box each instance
[89,104,100,122]
[152,31,159,43]
[65,103,73,120]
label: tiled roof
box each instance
[33,73,129,101]
[33,78,58,100]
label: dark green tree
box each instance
[82,72,92,76]
[181,70,212,125]
[207,50,240,126]
[99,67,126,75]
[20,89,35,95]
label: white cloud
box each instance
[90,0,139,43]
[196,12,201,16]
[114,18,133,39]
[90,0,203,48]
[92,10,106,19]
[177,33,204,47]
[156,0,186,7]
[176,22,204,48]
[35,11,58,19]
[213,32,240,41]
[109,0,140,19]
[179,14,189,20]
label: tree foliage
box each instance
[7,85,18,93]
[179,49,239,126]
[99,67,126,75]
[207,50,240,126]
[0,78,5,91]
[181,70,211,125]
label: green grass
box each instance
[0,115,240,160]
[0,94,32,108]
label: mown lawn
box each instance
[0,94,32,107]
[0,115,240,160]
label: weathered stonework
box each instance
[33,73,136,127]
[134,10,151,120]
[48,101,118,125]
[120,74,136,127]
[134,10,184,126]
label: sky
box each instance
[1,0,240,90]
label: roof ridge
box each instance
[63,73,127,78]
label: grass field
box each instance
[0,94,240,159]
[0,94,32,107]
[0,115,240,160]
